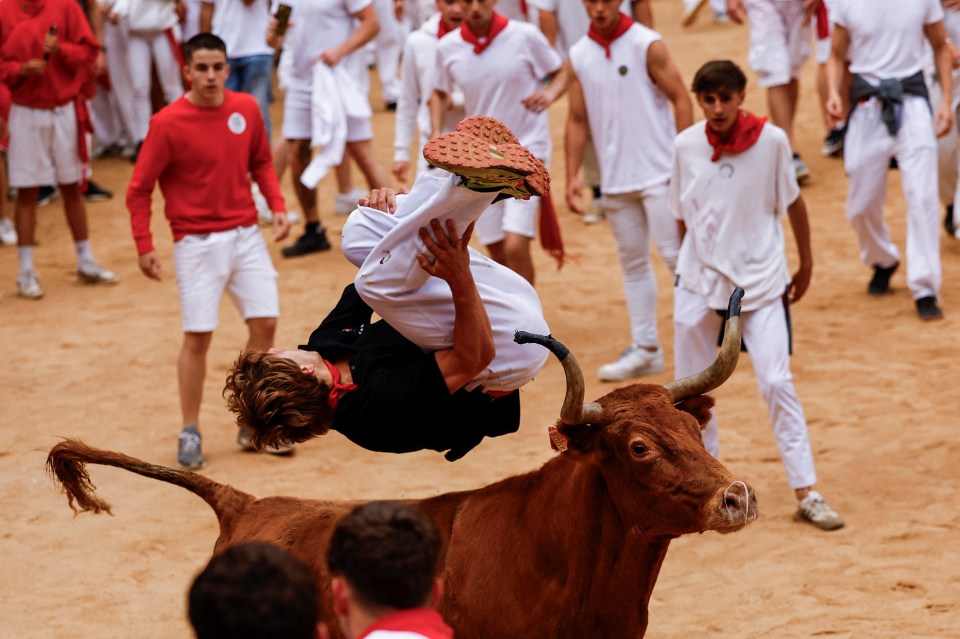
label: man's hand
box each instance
[272,212,291,241]
[565,176,587,215]
[358,187,407,214]
[21,59,47,76]
[43,33,60,58]
[318,46,346,67]
[139,251,163,280]
[391,160,409,184]
[789,265,812,303]
[936,100,955,137]
[522,90,550,113]
[417,219,474,287]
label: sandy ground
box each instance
[2,1,960,637]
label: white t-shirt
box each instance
[569,23,674,193]
[274,0,372,91]
[669,122,799,311]
[435,20,562,160]
[210,0,273,59]
[832,0,944,83]
[394,13,465,164]
[525,0,632,58]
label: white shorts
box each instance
[7,103,84,187]
[744,0,811,88]
[473,195,539,245]
[173,224,279,333]
[281,87,372,142]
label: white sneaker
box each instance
[17,270,44,299]
[237,425,294,455]
[681,0,708,26]
[793,154,810,184]
[796,491,844,531]
[597,345,665,382]
[582,199,605,225]
[334,187,368,216]
[0,218,16,245]
[77,260,118,285]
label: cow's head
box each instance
[517,289,757,537]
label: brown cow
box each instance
[47,291,757,639]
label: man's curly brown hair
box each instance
[224,350,336,450]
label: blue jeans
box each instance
[226,54,274,140]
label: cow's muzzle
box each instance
[719,480,758,530]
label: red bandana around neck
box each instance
[461,11,509,54]
[438,16,456,39]
[323,359,357,409]
[587,12,634,59]
[705,110,767,162]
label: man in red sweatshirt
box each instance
[126,33,290,469]
[0,0,118,299]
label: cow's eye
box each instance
[631,442,648,457]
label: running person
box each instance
[670,60,844,530]
[826,0,952,319]
[127,34,291,469]
[565,0,690,381]
[432,0,567,285]
[224,117,552,462]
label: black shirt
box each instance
[301,285,521,461]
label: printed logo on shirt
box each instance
[718,163,734,179]
[618,65,628,76]
[227,113,247,135]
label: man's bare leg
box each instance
[176,331,212,468]
[283,139,331,257]
[246,317,277,352]
[485,233,535,286]
[767,80,799,147]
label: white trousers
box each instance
[128,28,184,142]
[601,182,679,348]
[342,172,550,391]
[844,96,941,299]
[372,0,403,104]
[743,0,810,88]
[673,286,817,490]
[103,18,138,148]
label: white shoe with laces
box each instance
[582,199,605,225]
[597,345,665,382]
[796,491,844,531]
[0,218,16,245]
[335,187,368,215]
[77,260,118,285]
[17,270,43,299]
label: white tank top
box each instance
[569,23,675,193]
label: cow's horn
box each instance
[664,287,744,403]
[514,331,603,425]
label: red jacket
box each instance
[0,0,98,108]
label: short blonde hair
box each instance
[224,351,335,449]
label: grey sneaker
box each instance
[793,153,810,185]
[177,426,205,469]
[16,270,44,299]
[582,199,605,225]
[796,491,844,531]
[77,260,118,285]
[598,345,665,382]
[237,425,295,456]
[0,218,16,245]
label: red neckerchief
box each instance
[705,110,766,162]
[587,13,634,59]
[438,17,456,39]
[323,359,357,409]
[815,0,829,39]
[461,11,509,54]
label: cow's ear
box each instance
[555,422,601,455]
[675,395,715,428]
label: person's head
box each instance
[182,34,230,108]
[223,350,335,449]
[457,0,497,34]
[327,502,443,624]
[188,542,320,639]
[437,0,465,30]
[582,0,623,33]
[691,60,747,138]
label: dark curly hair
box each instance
[224,350,335,449]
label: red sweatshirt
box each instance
[357,609,454,639]
[126,90,286,255]
[0,0,98,108]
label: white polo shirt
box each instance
[569,22,675,193]
[435,19,562,160]
[669,122,799,311]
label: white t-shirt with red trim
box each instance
[832,0,944,83]
[356,609,454,639]
[435,20,562,160]
[569,22,675,193]
[669,121,799,312]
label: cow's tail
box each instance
[46,439,254,520]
